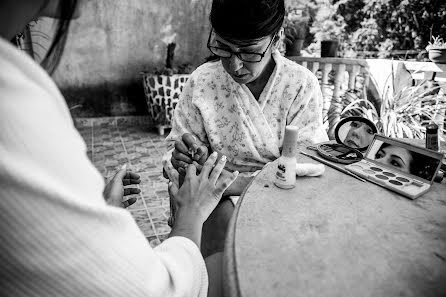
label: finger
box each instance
[122,197,137,208]
[174,139,190,154]
[163,162,180,188]
[114,164,128,181]
[192,161,203,172]
[171,157,191,171]
[182,133,198,152]
[185,163,197,181]
[124,188,141,196]
[123,178,141,186]
[172,149,193,164]
[200,151,218,178]
[168,181,179,199]
[176,160,190,170]
[125,172,140,180]
[209,155,227,185]
[195,145,209,162]
[178,167,186,177]
[215,171,239,196]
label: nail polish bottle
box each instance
[274,125,298,189]
[426,123,439,151]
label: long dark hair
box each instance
[210,0,285,41]
[40,0,78,74]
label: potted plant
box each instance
[426,36,446,64]
[283,8,308,56]
[309,1,346,57]
[142,43,194,135]
[338,79,446,140]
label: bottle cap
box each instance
[426,123,438,133]
[282,125,299,157]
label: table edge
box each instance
[223,162,273,297]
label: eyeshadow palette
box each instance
[317,142,363,164]
[345,135,444,199]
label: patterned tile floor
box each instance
[76,121,170,248]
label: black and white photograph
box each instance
[1,0,445,296]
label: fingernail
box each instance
[121,164,127,170]
[220,155,227,161]
[233,171,239,176]
[168,181,173,187]
[211,152,218,157]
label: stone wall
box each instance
[32,0,212,116]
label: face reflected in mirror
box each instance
[374,144,413,173]
[367,139,442,181]
[338,120,375,149]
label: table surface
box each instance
[223,148,446,297]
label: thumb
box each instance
[168,181,179,198]
[114,164,128,180]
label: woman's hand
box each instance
[171,133,209,175]
[168,152,238,225]
[103,164,141,208]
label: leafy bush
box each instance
[283,8,308,44]
[308,0,346,42]
[337,0,446,54]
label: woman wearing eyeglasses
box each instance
[164,0,328,267]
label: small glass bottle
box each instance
[274,125,299,189]
[426,123,439,151]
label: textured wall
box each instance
[33,0,212,116]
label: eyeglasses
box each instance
[207,29,275,63]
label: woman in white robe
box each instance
[165,49,328,174]
[164,0,329,263]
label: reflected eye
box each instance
[351,121,360,128]
[390,159,403,168]
[375,150,384,159]
[366,128,373,135]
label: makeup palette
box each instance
[317,142,363,164]
[345,135,444,199]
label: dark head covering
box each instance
[210,0,285,41]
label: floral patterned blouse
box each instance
[164,50,328,173]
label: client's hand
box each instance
[103,164,141,208]
[168,152,238,225]
[171,133,209,175]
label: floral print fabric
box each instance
[164,50,328,173]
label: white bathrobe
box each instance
[165,50,328,173]
[0,37,208,297]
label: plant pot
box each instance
[428,49,446,64]
[142,74,189,135]
[321,40,339,57]
[285,39,304,56]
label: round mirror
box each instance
[335,117,378,151]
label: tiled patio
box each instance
[76,118,170,248]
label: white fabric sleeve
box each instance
[163,74,209,156]
[0,38,208,297]
[287,72,329,146]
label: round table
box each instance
[223,153,446,297]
